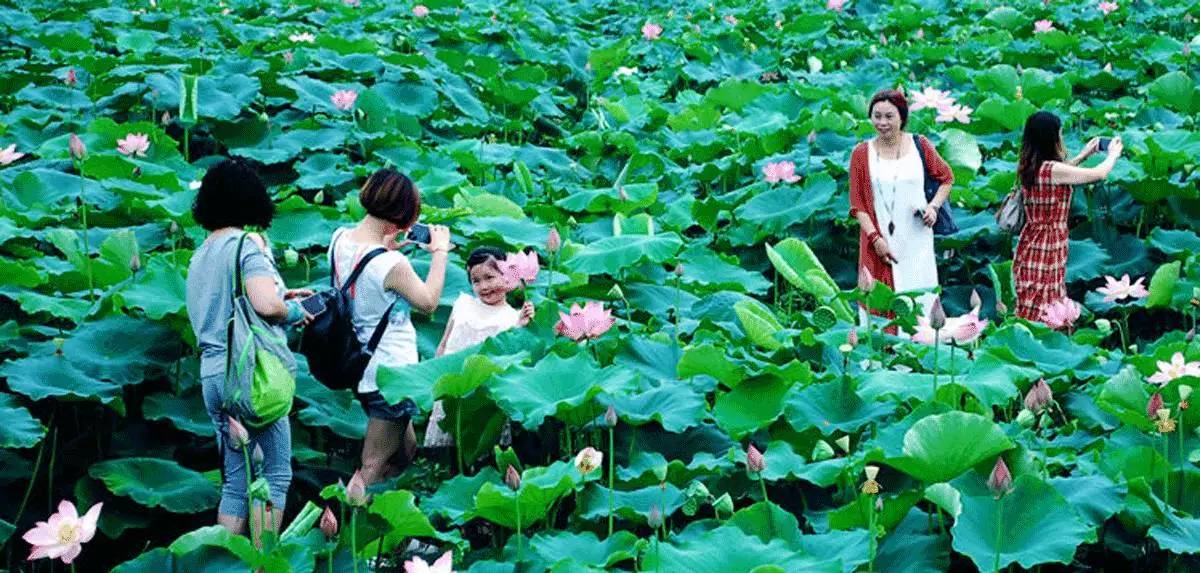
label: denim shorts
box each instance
[201,374,292,518]
[357,391,417,422]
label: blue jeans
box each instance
[202,374,292,518]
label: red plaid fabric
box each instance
[1014,162,1072,321]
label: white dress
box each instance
[867,139,939,318]
[423,293,520,447]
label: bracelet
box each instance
[867,231,882,246]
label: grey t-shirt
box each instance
[186,232,285,379]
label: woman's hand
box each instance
[284,288,314,300]
[421,225,452,253]
[921,204,939,227]
[1105,136,1123,159]
[1081,137,1101,159]
[517,301,536,326]
[872,235,899,265]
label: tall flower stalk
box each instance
[987,457,1013,572]
[861,466,882,573]
[68,134,94,303]
[344,470,368,573]
[506,465,523,562]
[605,405,617,537]
[746,444,772,537]
[930,297,946,394]
[546,228,560,299]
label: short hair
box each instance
[191,158,275,231]
[360,168,421,228]
[466,246,507,273]
[868,89,909,129]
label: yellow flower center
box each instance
[57,523,79,544]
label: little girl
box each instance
[424,247,534,447]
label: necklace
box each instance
[870,138,903,236]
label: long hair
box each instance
[1018,111,1065,188]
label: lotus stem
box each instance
[1162,435,1170,505]
[183,126,190,163]
[78,180,94,303]
[867,499,878,573]
[949,343,957,388]
[46,424,57,514]
[515,498,523,562]
[547,252,556,299]
[328,547,334,573]
[1179,415,1186,506]
[243,446,256,546]
[455,401,464,476]
[351,508,359,573]
[993,497,1004,572]
[673,273,682,348]
[759,474,773,537]
[1119,308,1131,352]
[932,335,940,395]
[607,426,615,537]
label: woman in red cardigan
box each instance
[849,89,954,321]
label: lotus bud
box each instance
[605,404,618,428]
[875,496,883,511]
[673,264,684,277]
[986,457,1013,497]
[1015,86,1023,100]
[547,227,561,253]
[746,444,765,473]
[647,504,663,529]
[345,470,368,506]
[505,465,521,491]
[283,51,294,64]
[1187,327,1196,343]
[996,299,1008,315]
[283,249,299,267]
[970,289,982,311]
[313,190,325,204]
[320,506,338,538]
[617,186,629,201]
[861,465,881,495]
[1185,43,1192,57]
[1023,379,1053,413]
[1180,385,1192,410]
[1095,318,1112,335]
[1147,393,1164,418]
[227,416,250,448]
[161,111,172,125]
[53,337,65,355]
[916,28,925,39]
[929,297,947,330]
[652,464,668,482]
[848,328,859,347]
[713,493,734,519]
[834,435,851,454]
[64,68,77,86]
[129,250,141,273]
[1016,408,1035,428]
[858,266,875,293]
[811,440,834,461]
[69,133,87,161]
[252,444,264,466]
[879,32,888,45]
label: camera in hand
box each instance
[1098,137,1111,152]
[406,223,431,245]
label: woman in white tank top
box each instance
[331,168,452,485]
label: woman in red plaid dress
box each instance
[1013,111,1124,322]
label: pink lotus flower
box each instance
[746,444,766,473]
[1034,20,1055,33]
[987,457,1013,496]
[1040,297,1080,330]
[1148,352,1200,385]
[929,297,947,330]
[762,161,801,184]
[1024,379,1053,413]
[23,500,102,564]
[330,90,358,111]
[1097,274,1148,303]
[935,104,973,124]
[227,416,250,448]
[499,250,539,289]
[909,86,956,112]
[404,551,454,573]
[723,14,738,26]
[282,51,294,64]
[642,22,663,41]
[412,4,429,18]
[847,328,859,347]
[827,0,846,11]
[0,144,25,166]
[68,133,86,160]
[345,470,368,506]
[505,465,521,491]
[319,506,338,538]
[289,32,315,43]
[554,301,616,341]
[950,309,988,344]
[574,447,603,474]
[546,228,561,254]
[116,133,150,157]
[1098,1,1118,14]
[64,68,77,87]
[343,0,359,6]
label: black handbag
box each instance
[913,134,959,236]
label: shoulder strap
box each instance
[232,233,250,300]
[913,134,929,172]
[365,301,397,352]
[340,248,389,293]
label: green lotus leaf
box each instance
[367,490,438,551]
[530,530,639,570]
[577,482,684,524]
[566,234,683,276]
[950,475,1096,571]
[0,393,45,449]
[489,352,638,429]
[424,468,500,525]
[887,412,1014,484]
[713,375,795,439]
[0,354,124,408]
[90,458,220,513]
[113,257,187,319]
[764,237,853,321]
[142,390,214,437]
[784,378,893,436]
[733,299,785,351]
[645,525,841,573]
[474,460,581,529]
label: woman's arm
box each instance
[1048,137,1123,186]
[383,224,452,314]
[434,318,454,357]
[240,233,298,324]
[1067,138,1101,166]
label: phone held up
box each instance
[406,223,431,245]
[1098,137,1111,152]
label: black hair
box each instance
[466,246,507,273]
[360,168,421,228]
[1018,111,1065,189]
[191,158,275,231]
[869,89,909,129]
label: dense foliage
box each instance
[0,0,1198,570]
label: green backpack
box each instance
[224,234,296,428]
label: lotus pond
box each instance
[1,0,1199,571]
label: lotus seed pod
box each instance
[835,435,851,454]
[811,440,835,461]
[1016,408,1036,428]
[713,492,734,518]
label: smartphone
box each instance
[299,295,327,317]
[1098,137,1111,152]
[406,223,431,245]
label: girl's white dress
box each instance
[423,293,520,447]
